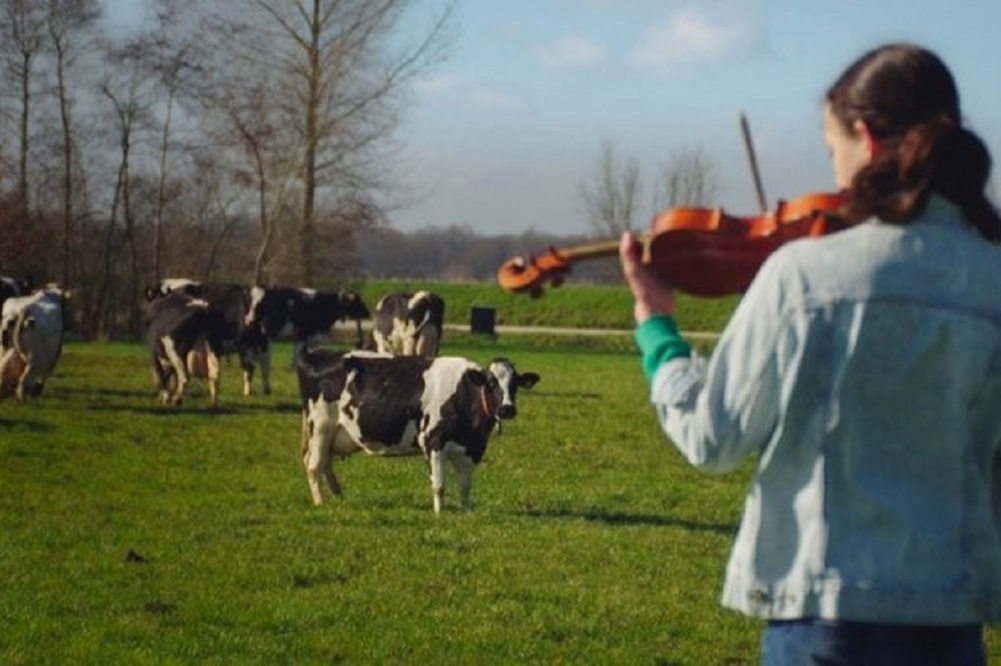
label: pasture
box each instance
[2,332,999,664]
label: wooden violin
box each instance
[497,192,847,298]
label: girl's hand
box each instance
[619,232,677,324]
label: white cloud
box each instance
[630,9,758,70]
[538,35,606,68]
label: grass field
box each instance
[2,328,999,663]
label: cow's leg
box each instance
[300,410,311,470]
[206,350,221,407]
[450,451,475,511]
[304,400,339,504]
[14,359,32,403]
[255,348,272,396]
[160,336,188,405]
[240,354,255,396]
[429,449,447,514]
[152,358,172,404]
[0,351,14,401]
[0,349,21,402]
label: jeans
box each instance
[761,619,986,665]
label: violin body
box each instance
[497,192,846,298]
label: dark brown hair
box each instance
[826,43,1001,241]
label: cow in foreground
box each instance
[145,278,269,395]
[145,290,226,406]
[0,286,66,402]
[295,349,540,513]
[371,290,444,357]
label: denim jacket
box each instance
[640,196,1001,623]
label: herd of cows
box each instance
[0,274,540,512]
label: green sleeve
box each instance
[634,315,691,380]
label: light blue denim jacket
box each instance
[638,195,1001,623]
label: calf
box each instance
[146,279,268,395]
[371,290,445,357]
[0,286,65,402]
[145,291,226,406]
[246,285,370,364]
[295,349,540,513]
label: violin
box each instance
[497,192,847,298]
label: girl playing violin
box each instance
[621,42,1001,665]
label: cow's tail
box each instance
[412,292,442,335]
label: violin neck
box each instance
[559,238,623,262]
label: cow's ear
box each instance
[518,372,541,389]
[467,370,489,387]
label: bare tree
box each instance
[653,144,720,209]
[201,76,301,286]
[136,0,207,284]
[579,140,643,236]
[92,50,153,339]
[0,0,47,210]
[206,0,455,286]
[46,0,102,288]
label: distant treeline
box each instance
[356,224,623,284]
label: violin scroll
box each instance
[497,242,616,297]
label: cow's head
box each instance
[340,290,371,320]
[479,357,540,421]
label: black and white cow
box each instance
[146,278,269,395]
[0,275,33,312]
[295,348,540,513]
[371,291,445,357]
[144,290,227,407]
[245,285,371,364]
[0,286,66,402]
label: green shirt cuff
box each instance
[635,315,691,380]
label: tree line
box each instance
[0,0,721,342]
[0,0,454,340]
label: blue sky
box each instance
[107,1,1001,236]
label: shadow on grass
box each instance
[78,393,301,415]
[0,416,55,433]
[519,507,736,535]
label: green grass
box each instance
[356,278,739,333]
[2,335,1000,664]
